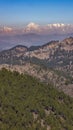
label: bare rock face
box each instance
[28,37,73,60]
[0,37,73,64]
[62,37,73,45]
[60,37,73,51]
[0,37,73,88]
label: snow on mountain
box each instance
[0,23,73,34]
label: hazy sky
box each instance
[0,0,73,25]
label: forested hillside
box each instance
[0,68,73,130]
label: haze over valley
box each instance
[0,23,73,50]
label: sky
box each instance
[0,0,73,50]
[0,0,73,26]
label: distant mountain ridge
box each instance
[0,37,73,97]
[0,37,73,77]
[0,40,59,53]
[0,32,73,51]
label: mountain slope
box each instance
[0,45,28,64]
[28,37,73,79]
[0,37,73,86]
[26,37,73,77]
[0,68,73,130]
[0,63,73,97]
[0,37,73,68]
